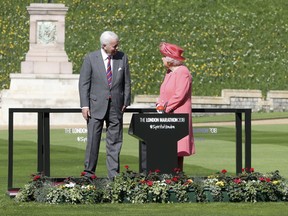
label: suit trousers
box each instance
[84,99,123,180]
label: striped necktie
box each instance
[106,55,112,87]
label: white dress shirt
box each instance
[101,48,113,71]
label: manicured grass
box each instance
[188,125,288,177]
[0,119,288,215]
[0,200,288,216]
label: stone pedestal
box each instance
[0,74,83,126]
[0,4,81,127]
[21,3,72,74]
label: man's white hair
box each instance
[100,31,119,46]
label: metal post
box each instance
[8,109,14,190]
[43,111,50,176]
[245,109,252,171]
[37,112,44,173]
[235,112,242,174]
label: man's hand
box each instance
[121,105,127,112]
[82,107,90,120]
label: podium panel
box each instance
[128,113,189,174]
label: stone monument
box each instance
[21,3,72,74]
[0,3,82,127]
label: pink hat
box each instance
[159,42,185,61]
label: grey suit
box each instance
[79,49,131,179]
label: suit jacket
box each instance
[79,50,131,119]
[157,65,195,156]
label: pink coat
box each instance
[157,65,195,156]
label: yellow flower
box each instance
[216,181,225,187]
[272,180,280,185]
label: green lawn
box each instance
[187,124,288,177]
[0,117,288,215]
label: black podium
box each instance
[128,113,189,174]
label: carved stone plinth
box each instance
[21,3,72,74]
[0,3,77,127]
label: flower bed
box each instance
[15,167,288,204]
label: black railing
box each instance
[8,108,251,190]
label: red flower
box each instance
[259,177,265,182]
[242,167,254,173]
[259,177,271,182]
[33,175,41,181]
[221,169,227,174]
[234,178,241,184]
[174,168,181,173]
[81,171,86,176]
[165,179,172,184]
[146,180,153,187]
[154,169,161,173]
[91,175,97,179]
[124,165,129,170]
[172,177,179,182]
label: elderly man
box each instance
[79,31,131,180]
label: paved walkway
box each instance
[193,118,288,127]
